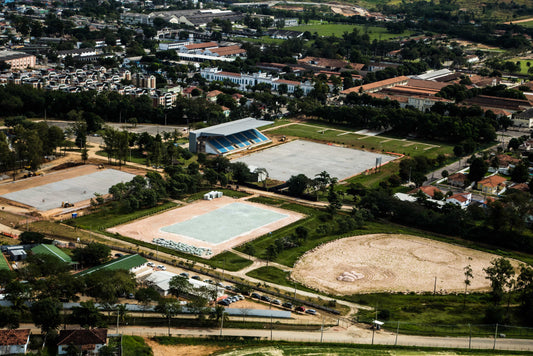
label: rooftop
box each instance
[478,175,507,187]
[77,254,147,276]
[57,329,107,346]
[31,244,72,263]
[341,76,409,95]
[192,117,269,137]
[0,329,30,346]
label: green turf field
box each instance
[286,23,413,40]
[265,123,452,157]
[509,58,533,75]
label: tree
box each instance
[287,174,310,196]
[114,304,128,333]
[314,171,331,197]
[468,157,488,183]
[19,231,45,244]
[484,257,515,304]
[511,163,529,183]
[327,183,342,215]
[516,265,533,318]
[155,299,181,336]
[81,148,88,164]
[135,287,160,317]
[168,275,192,300]
[243,244,255,259]
[73,243,110,267]
[31,297,62,341]
[463,264,473,308]
[231,162,252,184]
[0,306,20,329]
[70,300,103,329]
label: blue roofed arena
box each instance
[188,117,270,155]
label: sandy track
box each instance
[292,234,521,295]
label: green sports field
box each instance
[286,23,413,40]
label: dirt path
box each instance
[504,17,533,24]
[144,337,226,356]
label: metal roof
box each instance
[77,254,147,276]
[31,244,72,263]
[192,117,269,137]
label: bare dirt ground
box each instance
[144,338,226,356]
[291,234,521,295]
[108,196,304,257]
[0,163,145,218]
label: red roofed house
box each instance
[206,90,223,102]
[409,185,442,198]
[447,172,468,187]
[477,175,507,195]
[446,193,472,208]
[0,329,30,355]
[57,329,108,355]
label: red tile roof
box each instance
[478,175,507,188]
[448,172,467,182]
[409,185,442,198]
[0,329,30,346]
[57,329,107,346]
[341,76,409,95]
[184,41,218,50]
[447,193,469,203]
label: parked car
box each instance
[115,253,124,258]
[251,292,261,299]
[260,295,271,302]
[179,272,189,278]
[157,265,166,270]
[218,299,230,306]
[271,299,281,305]
[295,306,306,312]
[204,279,213,284]
[147,262,154,267]
[191,275,201,280]
[282,302,293,309]
[305,309,317,315]
[237,294,244,300]
[127,293,135,299]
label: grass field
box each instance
[285,23,413,40]
[266,123,452,157]
[122,335,153,356]
[509,58,533,75]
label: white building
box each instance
[200,67,314,95]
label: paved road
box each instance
[19,324,533,352]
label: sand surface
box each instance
[291,234,521,294]
[108,196,303,257]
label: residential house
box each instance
[447,172,467,187]
[446,193,472,208]
[57,329,108,355]
[408,185,442,199]
[513,108,533,128]
[0,329,30,355]
[489,154,521,175]
[206,89,223,102]
[476,175,507,195]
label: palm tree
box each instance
[114,304,128,334]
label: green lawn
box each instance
[267,123,452,157]
[232,35,286,44]
[122,335,153,356]
[67,201,178,231]
[286,23,413,40]
[517,20,533,27]
[509,58,532,75]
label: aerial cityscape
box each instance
[1,0,533,355]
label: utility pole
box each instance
[219,312,225,336]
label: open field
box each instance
[285,23,413,40]
[232,140,396,181]
[509,58,533,75]
[291,234,521,295]
[266,123,451,157]
[108,196,303,257]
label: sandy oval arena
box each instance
[291,234,521,295]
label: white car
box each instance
[147,262,154,267]
[157,265,166,270]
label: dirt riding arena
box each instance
[292,234,521,295]
[108,196,303,258]
[0,164,145,217]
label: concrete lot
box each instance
[232,140,396,181]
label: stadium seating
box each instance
[207,129,270,154]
